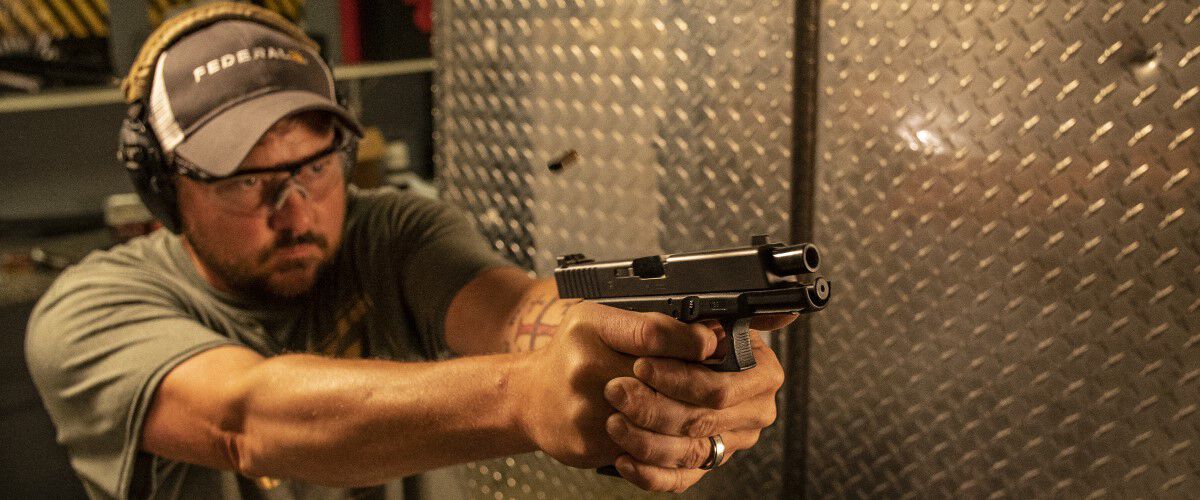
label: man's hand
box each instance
[601,315,795,492]
[449,270,796,492]
[512,301,719,468]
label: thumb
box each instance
[582,304,718,361]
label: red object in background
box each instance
[404,0,432,34]
[339,0,362,64]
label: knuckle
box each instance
[683,438,709,468]
[655,313,707,358]
[640,477,667,493]
[562,441,593,468]
[562,317,595,346]
[767,364,786,391]
[646,472,677,493]
[632,317,659,351]
[685,410,720,438]
[751,331,770,351]
[771,372,786,392]
[562,307,591,331]
[563,355,593,385]
[565,400,591,429]
[630,395,661,430]
[629,437,655,461]
[756,403,778,428]
[619,428,654,460]
[690,324,715,360]
[708,385,736,409]
[671,471,693,493]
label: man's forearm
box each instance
[503,278,580,353]
[153,269,585,486]
[235,351,540,485]
[147,347,538,487]
[443,267,579,355]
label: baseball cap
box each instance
[146,19,363,178]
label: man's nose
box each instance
[268,182,314,232]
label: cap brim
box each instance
[174,90,364,178]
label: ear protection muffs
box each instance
[117,1,355,233]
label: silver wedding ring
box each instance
[699,434,726,470]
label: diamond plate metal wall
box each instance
[434,0,795,498]
[808,1,1200,498]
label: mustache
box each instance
[276,231,329,250]
[256,231,331,266]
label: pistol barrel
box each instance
[767,243,820,275]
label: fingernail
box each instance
[605,381,628,407]
[633,359,653,379]
[615,456,635,477]
[606,413,625,437]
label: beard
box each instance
[185,230,335,300]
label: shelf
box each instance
[332,58,435,81]
[0,58,436,114]
[0,87,123,114]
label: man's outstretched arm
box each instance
[142,344,536,486]
[141,266,718,487]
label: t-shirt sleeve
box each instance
[24,271,239,499]
[356,189,512,358]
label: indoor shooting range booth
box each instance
[1,0,1197,498]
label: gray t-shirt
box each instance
[25,187,510,499]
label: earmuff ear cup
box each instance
[119,104,182,233]
[335,95,361,176]
[343,134,360,178]
[125,162,182,234]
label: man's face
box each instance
[176,120,346,299]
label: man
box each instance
[26,4,793,499]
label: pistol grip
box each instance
[709,318,756,372]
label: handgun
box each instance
[554,235,831,372]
